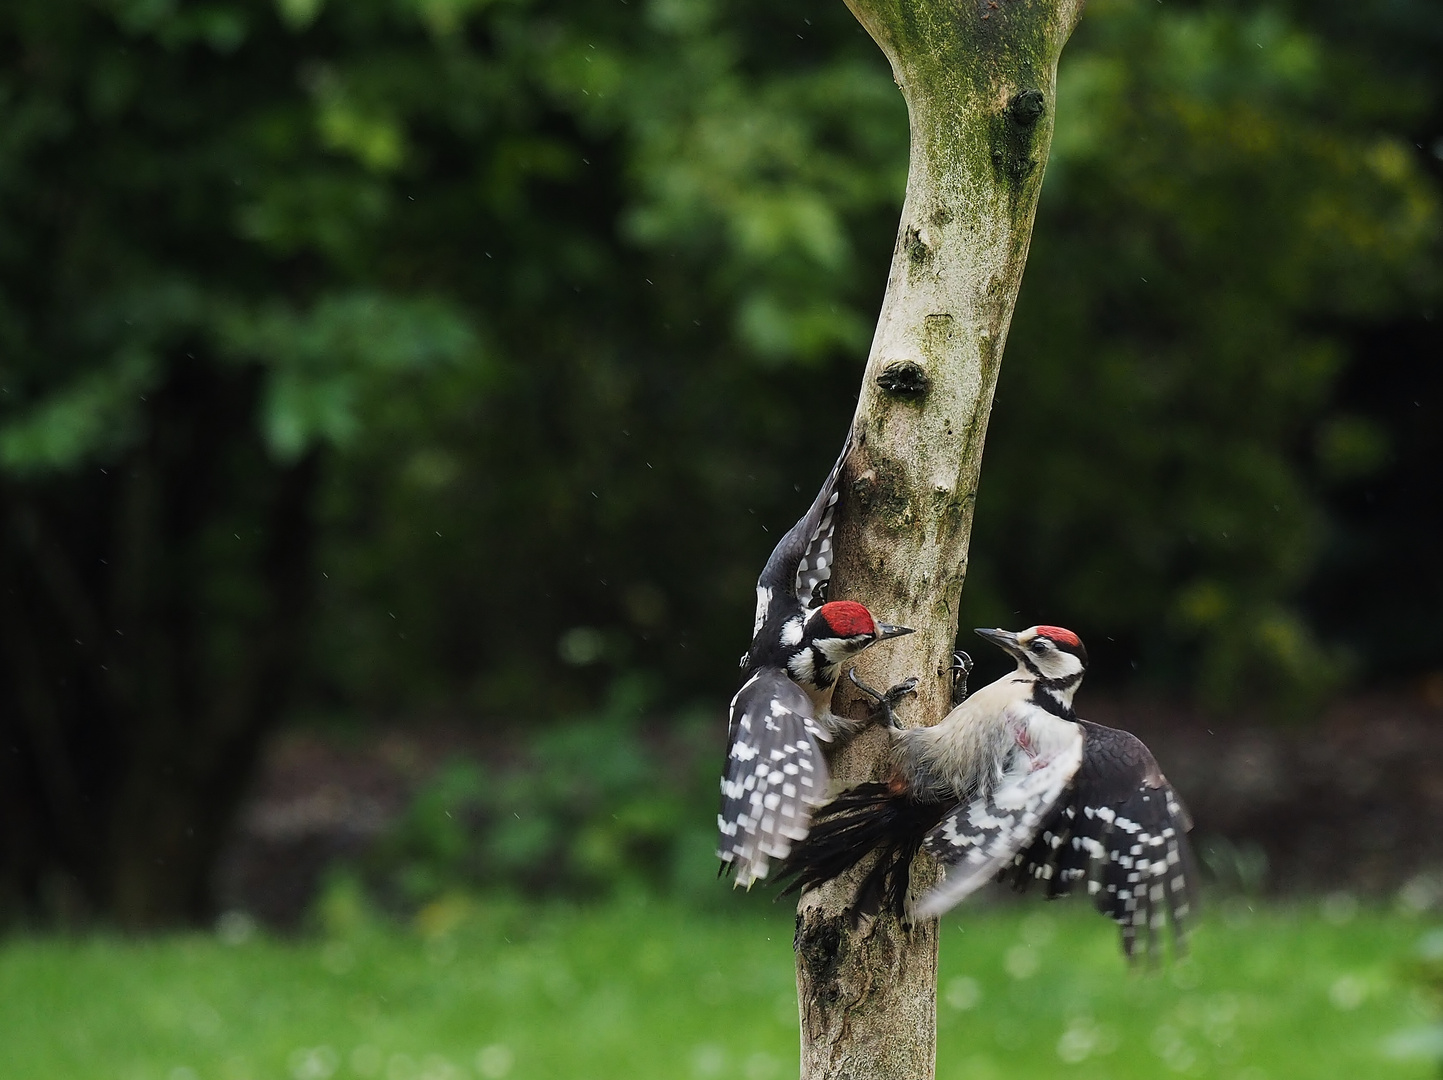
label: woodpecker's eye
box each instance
[1030,638,1050,653]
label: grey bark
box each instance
[794,1,1086,1077]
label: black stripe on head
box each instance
[809,644,838,689]
[1016,655,1085,685]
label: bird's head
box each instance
[784,601,912,689]
[974,624,1088,710]
[809,600,913,652]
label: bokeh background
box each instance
[2,0,1442,1077]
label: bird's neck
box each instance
[786,641,842,694]
[1021,665,1081,720]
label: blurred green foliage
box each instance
[967,0,1440,708]
[1,0,1440,920]
[0,899,1437,1079]
[1385,925,1443,1070]
[367,680,716,907]
[1,0,1437,714]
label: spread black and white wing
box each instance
[912,716,1084,918]
[1002,719,1199,959]
[718,669,834,887]
[752,431,851,637]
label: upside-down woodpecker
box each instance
[717,435,915,888]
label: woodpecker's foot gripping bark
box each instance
[847,669,919,729]
[951,651,974,706]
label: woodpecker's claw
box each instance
[951,651,974,706]
[848,669,919,729]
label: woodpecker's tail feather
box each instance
[774,783,944,924]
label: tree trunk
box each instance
[794,1,1085,1076]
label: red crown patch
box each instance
[820,600,877,638]
[1034,625,1082,649]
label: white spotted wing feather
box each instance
[718,670,833,887]
[793,481,840,609]
[1002,720,1199,958]
[722,431,852,885]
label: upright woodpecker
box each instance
[717,435,915,888]
[778,625,1199,959]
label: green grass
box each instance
[0,894,1437,1080]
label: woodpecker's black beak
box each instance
[974,626,1024,658]
[876,624,914,641]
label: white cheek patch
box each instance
[788,650,817,687]
[1040,652,1083,680]
[816,637,857,665]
